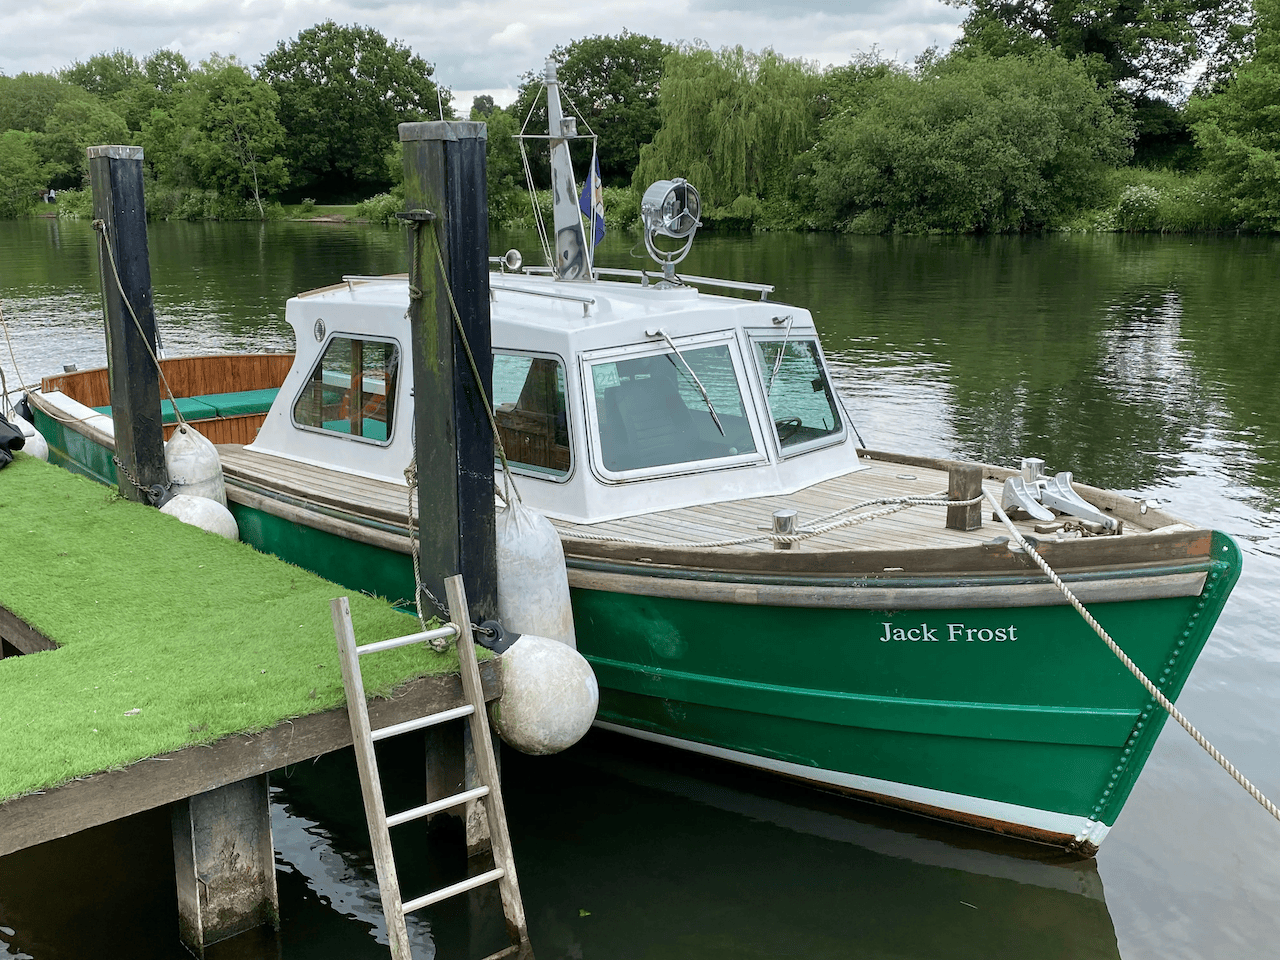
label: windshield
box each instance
[752,339,842,449]
[591,344,756,472]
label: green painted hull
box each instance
[33,410,1241,849]
[567,542,1238,847]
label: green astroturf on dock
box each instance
[0,454,461,802]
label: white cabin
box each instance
[248,272,867,525]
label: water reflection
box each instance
[3,222,1279,958]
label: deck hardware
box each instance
[393,209,436,223]
[771,509,798,550]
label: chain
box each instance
[111,453,172,506]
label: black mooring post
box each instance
[399,121,497,622]
[88,144,167,504]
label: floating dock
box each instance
[0,453,498,951]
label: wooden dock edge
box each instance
[0,661,501,858]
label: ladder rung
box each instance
[387,785,491,828]
[403,868,506,914]
[371,704,475,742]
[356,624,459,656]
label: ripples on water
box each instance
[2,221,1279,959]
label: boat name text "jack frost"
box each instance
[879,623,1018,643]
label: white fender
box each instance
[165,424,226,505]
[9,413,48,461]
[160,494,239,540]
[495,498,576,648]
[490,633,598,755]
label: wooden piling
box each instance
[398,120,497,622]
[399,120,497,856]
[87,145,168,504]
[171,776,279,956]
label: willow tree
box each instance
[633,45,823,223]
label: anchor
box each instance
[1000,457,1120,532]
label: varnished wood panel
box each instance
[41,353,294,406]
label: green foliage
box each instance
[0,73,95,133]
[38,97,130,190]
[354,190,404,224]
[1187,0,1280,230]
[60,49,144,99]
[0,130,46,217]
[809,51,1133,233]
[512,31,670,187]
[482,106,527,224]
[53,186,92,219]
[947,0,1252,96]
[634,45,823,227]
[1114,184,1162,229]
[258,20,451,196]
[177,57,289,217]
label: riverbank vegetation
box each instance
[1,1,1278,234]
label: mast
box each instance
[544,60,592,281]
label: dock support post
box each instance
[171,775,279,956]
[400,121,497,857]
[398,120,497,621]
[87,144,168,504]
[947,463,984,531]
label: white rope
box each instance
[985,491,1280,824]
[565,493,981,550]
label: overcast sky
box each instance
[2,0,965,107]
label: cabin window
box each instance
[292,336,398,443]
[752,339,842,450]
[590,344,757,472]
[493,353,571,478]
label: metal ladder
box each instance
[330,574,531,960]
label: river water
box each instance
[1,218,1278,959]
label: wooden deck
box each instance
[217,442,1191,574]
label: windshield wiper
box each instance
[646,327,725,436]
[767,313,795,396]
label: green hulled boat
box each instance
[25,61,1240,855]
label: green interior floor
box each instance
[0,453,462,802]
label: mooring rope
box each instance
[562,493,982,550]
[93,219,187,430]
[985,490,1280,825]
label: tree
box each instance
[257,21,450,197]
[511,31,669,187]
[633,45,823,221]
[0,72,94,133]
[144,50,192,95]
[471,94,497,117]
[1187,0,1280,229]
[178,57,289,217]
[946,0,1251,96]
[809,50,1133,233]
[0,130,46,217]
[60,50,144,99]
[38,97,130,189]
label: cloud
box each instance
[1,0,963,92]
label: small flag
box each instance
[579,154,605,245]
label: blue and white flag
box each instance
[578,154,605,245]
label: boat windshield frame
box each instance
[491,348,576,484]
[579,330,769,483]
[289,331,401,448]
[746,330,847,458]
